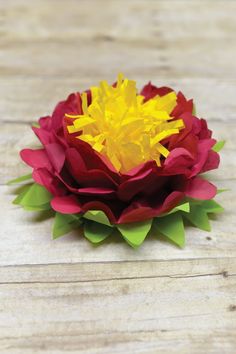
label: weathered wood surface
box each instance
[0,1,236,353]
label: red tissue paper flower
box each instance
[10,74,224,247]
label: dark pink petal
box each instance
[163,148,193,176]
[123,160,156,178]
[171,91,193,116]
[32,168,66,196]
[198,119,212,139]
[74,140,120,180]
[118,191,184,224]
[64,138,120,182]
[140,82,173,102]
[170,134,198,158]
[159,191,184,214]
[167,113,194,149]
[66,148,118,188]
[85,89,92,106]
[45,143,65,172]
[39,116,52,130]
[189,139,215,177]
[118,166,156,201]
[118,206,154,224]
[51,195,82,214]
[165,148,194,165]
[77,187,115,196]
[20,149,51,170]
[97,153,118,174]
[51,93,82,132]
[201,150,220,173]
[185,177,217,200]
[66,147,87,171]
[32,127,53,145]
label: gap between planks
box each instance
[0,258,235,284]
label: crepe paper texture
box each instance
[8,74,225,248]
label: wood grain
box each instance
[0,1,236,353]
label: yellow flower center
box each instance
[66,74,184,173]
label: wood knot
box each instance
[228,305,236,312]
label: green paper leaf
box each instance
[212,140,225,152]
[183,205,211,231]
[192,104,196,116]
[7,173,32,185]
[23,203,51,211]
[53,213,81,239]
[32,122,40,128]
[12,184,32,205]
[13,184,33,205]
[84,220,113,244]
[200,200,224,214]
[117,219,152,248]
[83,210,112,226]
[154,213,185,248]
[164,202,190,216]
[217,188,229,194]
[17,183,52,207]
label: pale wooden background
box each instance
[0,1,236,353]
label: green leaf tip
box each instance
[183,204,211,232]
[117,219,152,248]
[200,199,224,214]
[7,173,32,186]
[212,140,225,152]
[53,212,82,239]
[84,220,113,244]
[155,213,185,248]
[13,183,52,211]
[83,210,112,226]
[217,188,229,194]
[32,122,40,128]
[164,202,190,216]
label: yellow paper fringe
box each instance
[66,74,184,172]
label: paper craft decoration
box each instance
[9,74,224,248]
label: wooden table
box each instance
[0,1,236,353]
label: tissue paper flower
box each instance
[9,74,224,248]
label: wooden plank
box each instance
[0,0,235,43]
[0,1,235,79]
[0,37,235,80]
[0,258,235,284]
[0,273,235,353]
[1,78,236,123]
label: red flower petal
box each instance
[77,187,115,196]
[185,177,217,200]
[45,143,65,173]
[20,149,51,170]
[118,191,184,224]
[66,148,118,188]
[171,91,193,117]
[189,139,215,177]
[118,163,156,201]
[201,150,220,173]
[141,82,173,102]
[32,126,53,145]
[51,93,82,132]
[51,195,82,214]
[32,168,65,197]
